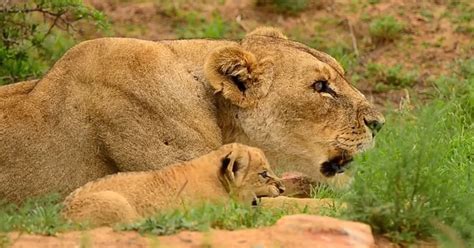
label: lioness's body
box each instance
[0,28,384,203]
[1,39,231,202]
[62,143,283,226]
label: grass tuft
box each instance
[365,63,418,92]
[369,16,405,43]
[174,12,240,39]
[0,194,80,235]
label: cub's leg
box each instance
[62,191,138,226]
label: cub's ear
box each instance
[204,46,272,108]
[219,151,249,189]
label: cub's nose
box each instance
[364,117,384,136]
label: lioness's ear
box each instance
[204,46,272,108]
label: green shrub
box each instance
[369,16,404,43]
[344,59,474,245]
[0,0,108,85]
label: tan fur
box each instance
[62,143,284,226]
[0,27,384,203]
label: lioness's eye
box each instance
[312,80,329,92]
[312,80,337,97]
[259,171,269,178]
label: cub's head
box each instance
[218,143,285,204]
[205,27,385,184]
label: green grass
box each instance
[446,1,474,35]
[344,59,474,245]
[118,201,291,235]
[174,12,241,39]
[365,63,418,92]
[325,44,358,73]
[0,197,293,236]
[369,16,405,43]
[0,194,82,235]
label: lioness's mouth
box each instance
[320,155,353,177]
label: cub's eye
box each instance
[312,80,329,93]
[259,171,269,178]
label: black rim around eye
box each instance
[259,171,268,178]
[312,80,328,92]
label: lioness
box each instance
[62,143,284,226]
[0,27,384,203]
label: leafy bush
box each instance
[0,0,108,85]
[369,16,405,43]
[345,59,474,245]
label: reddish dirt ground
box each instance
[6,215,379,248]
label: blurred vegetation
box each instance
[256,0,309,14]
[0,0,108,85]
[345,59,474,245]
[369,16,405,44]
[173,11,241,39]
[0,194,83,235]
[446,0,474,34]
[366,63,419,92]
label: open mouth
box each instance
[320,155,353,177]
[252,195,267,206]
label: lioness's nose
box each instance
[364,117,384,136]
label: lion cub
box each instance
[62,143,285,226]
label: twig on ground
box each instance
[236,15,250,33]
[347,19,359,58]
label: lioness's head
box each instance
[205,27,384,183]
[218,143,285,204]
